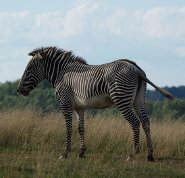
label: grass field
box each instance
[0,110,185,177]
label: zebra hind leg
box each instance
[124,108,140,161]
[75,110,86,158]
[135,106,154,162]
[133,80,154,162]
[116,105,141,160]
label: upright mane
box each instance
[28,46,87,64]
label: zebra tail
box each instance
[139,72,175,101]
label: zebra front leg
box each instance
[75,110,86,158]
[56,87,74,159]
[59,110,73,159]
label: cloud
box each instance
[176,46,185,57]
[0,11,29,43]
[102,9,143,38]
[0,1,185,85]
[0,60,28,82]
[0,1,103,82]
[0,46,29,82]
[0,2,102,44]
[142,7,185,38]
[102,6,185,39]
[1,3,185,45]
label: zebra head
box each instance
[17,50,47,96]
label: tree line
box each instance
[0,80,184,120]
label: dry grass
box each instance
[0,109,185,177]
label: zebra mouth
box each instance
[21,92,30,96]
[17,88,30,96]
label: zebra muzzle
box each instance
[17,88,30,96]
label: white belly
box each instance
[72,95,114,109]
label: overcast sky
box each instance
[0,0,185,89]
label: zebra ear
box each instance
[39,47,53,59]
[36,53,44,59]
[39,52,46,59]
[28,51,46,58]
[39,50,48,59]
[28,52,37,57]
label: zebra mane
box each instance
[28,46,87,64]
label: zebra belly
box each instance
[72,95,114,109]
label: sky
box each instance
[0,0,185,89]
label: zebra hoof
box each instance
[147,155,155,162]
[59,155,67,159]
[77,154,86,159]
[59,155,64,159]
[126,155,133,161]
[59,152,68,159]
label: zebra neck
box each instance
[44,56,71,88]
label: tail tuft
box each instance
[158,88,176,101]
[135,63,175,101]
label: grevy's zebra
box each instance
[17,46,174,161]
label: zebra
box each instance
[17,46,175,161]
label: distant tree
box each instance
[0,80,184,119]
[0,80,58,112]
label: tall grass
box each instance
[0,109,185,177]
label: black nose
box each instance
[17,88,20,93]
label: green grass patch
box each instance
[0,110,185,177]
